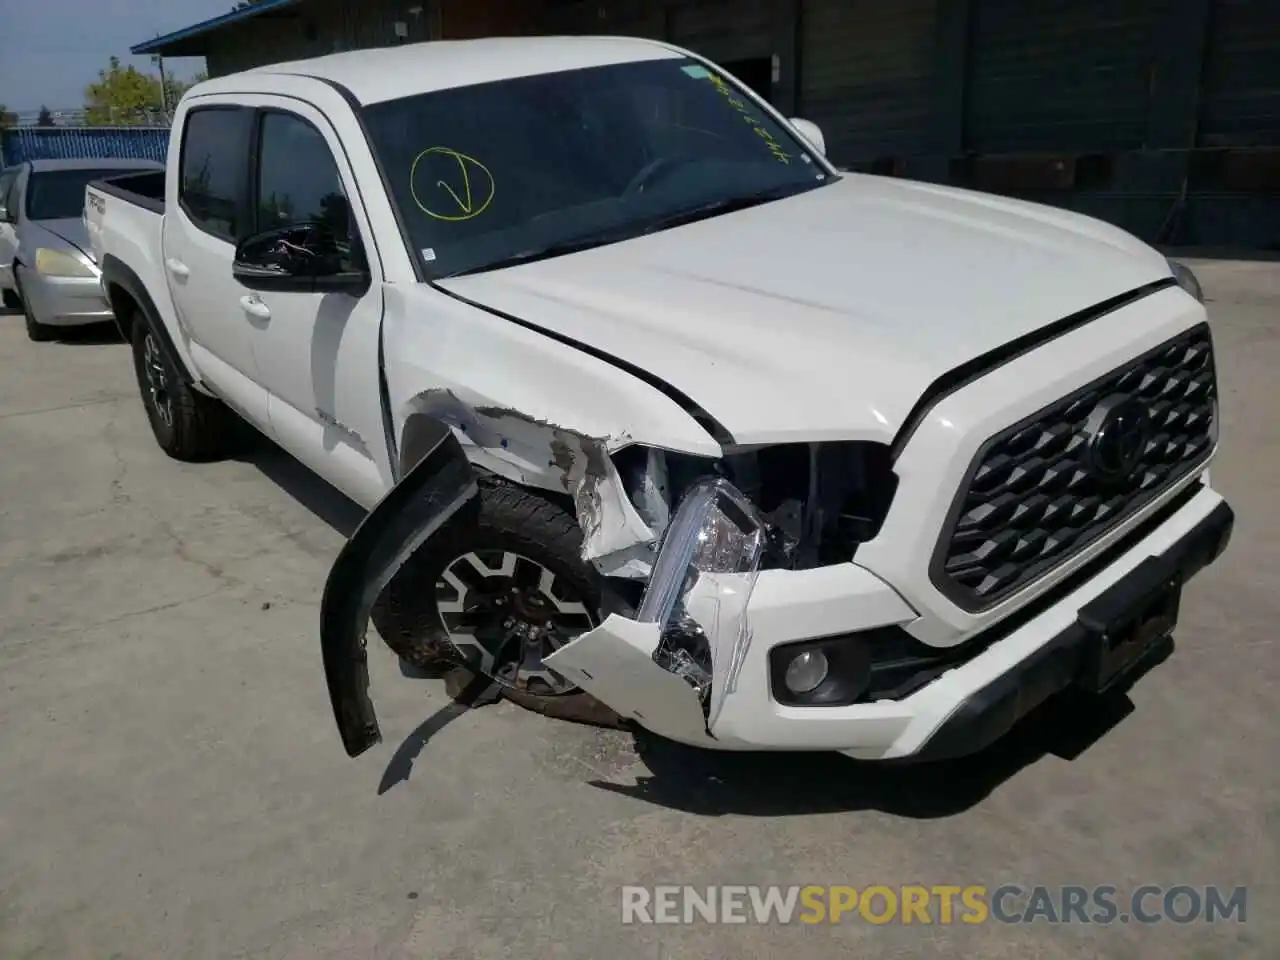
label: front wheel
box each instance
[374,478,623,727]
[14,273,56,342]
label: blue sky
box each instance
[0,0,232,113]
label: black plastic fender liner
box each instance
[99,254,196,385]
[320,418,480,757]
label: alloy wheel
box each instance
[142,333,173,428]
[435,550,596,695]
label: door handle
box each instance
[239,295,271,320]
[165,258,190,278]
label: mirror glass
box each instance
[234,222,349,279]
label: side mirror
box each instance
[788,118,826,158]
[232,222,369,296]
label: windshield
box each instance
[362,56,832,278]
[25,168,150,221]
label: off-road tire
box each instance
[130,315,238,462]
[373,476,624,728]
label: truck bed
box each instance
[88,169,166,214]
[84,170,173,343]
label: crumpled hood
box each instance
[30,218,96,263]
[439,174,1174,447]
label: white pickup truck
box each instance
[87,36,1233,764]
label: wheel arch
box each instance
[394,393,659,580]
[99,254,196,385]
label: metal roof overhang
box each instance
[131,0,309,57]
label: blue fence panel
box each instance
[1,126,170,166]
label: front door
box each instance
[239,100,393,507]
[161,103,270,427]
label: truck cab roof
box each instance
[197,35,682,105]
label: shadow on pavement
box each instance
[587,642,1170,819]
[371,620,1172,817]
[47,321,124,345]
[0,312,124,344]
[592,688,1137,819]
[233,432,366,537]
[376,670,500,795]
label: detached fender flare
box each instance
[320,418,479,757]
[99,254,195,385]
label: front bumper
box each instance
[19,269,112,326]
[546,481,1231,760]
[908,494,1232,761]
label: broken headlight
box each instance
[636,478,766,727]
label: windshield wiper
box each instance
[630,180,825,236]
[445,229,637,278]
[445,179,829,278]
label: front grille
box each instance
[933,323,1217,611]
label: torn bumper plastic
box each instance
[320,421,478,757]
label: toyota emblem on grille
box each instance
[1085,394,1152,482]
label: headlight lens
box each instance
[35,247,95,278]
[636,478,766,727]
[1168,258,1204,303]
[636,478,765,628]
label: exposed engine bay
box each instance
[603,441,900,718]
[612,441,899,573]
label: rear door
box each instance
[161,102,270,428]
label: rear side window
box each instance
[179,107,252,241]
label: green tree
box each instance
[0,104,16,129]
[165,71,208,109]
[84,56,165,125]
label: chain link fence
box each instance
[5,106,173,128]
[1,119,171,166]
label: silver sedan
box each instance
[1,157,162,341]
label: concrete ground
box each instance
[0,260,1275,960]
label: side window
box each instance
[255,111,352,243]
[179,107,252,241]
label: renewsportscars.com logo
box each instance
[620,885,1249,926]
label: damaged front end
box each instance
[320,420,478,757]
[321,406,900,754]
[545,477,769,743]
[545,440,901,745]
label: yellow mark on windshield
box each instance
[704,73,793,165]
[409,146,495,221]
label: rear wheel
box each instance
[129,315,238,461]
[374,477,623,727]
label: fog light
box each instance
[784,649,829,694]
